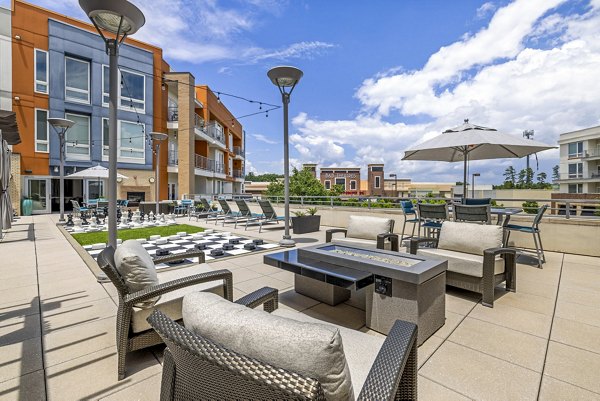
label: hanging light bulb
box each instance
[161,81,166,91]
[217,92,221,103]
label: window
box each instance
[65,113,90,160]
[568,142,583,158]
[568,184,583,194]
[375,176,381,188]
[335,178,346,188]
[65,57,90,103]
[568,163,583,178]
[34,49,48,94]
[119,121,145,160]
[102,118,109,157]
[35,109,49,152]
[350,180,357,190]
[324,180,331,190]
[103,66,146,112]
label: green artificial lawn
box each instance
[71,224,205,246]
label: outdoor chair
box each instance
[400,200,419,241]
[417,203,448,238]
[96,244,233,380]
[255,199,287,232]
[192,198,218,221]
[174,199,192,216]
[504,204,547,268]
[326,215,399,251]
[453,204,491,224]
[86,199,99,209]
[70,200,88,218]
[146,289,418,401]
[228,199,262,229]
[464,198,491,205]
[208,199,238,225]
[410,221,516,307]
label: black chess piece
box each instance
[81,215,89,225]
[127,209,133,222]
[95,214,102,225]
[140,211,145,222]
[66,214,74,227]
[116,209,122,223]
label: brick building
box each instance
[320,167,362,194]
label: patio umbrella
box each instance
[68,165,128,200]
[402,120,555,199]
[0,134,12,231]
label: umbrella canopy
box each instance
[1,134,13,232]
[402,120,556,198]
[67,165,128,179]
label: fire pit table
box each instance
[265,243,447,344]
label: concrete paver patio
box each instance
[1,214,599,400]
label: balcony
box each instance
[206,124,226,146]
[194,114,205,132]
[167,106,178,122]
[233,169,244,178]
[555,172,600,182]
[214,161,225,175]
[168,150,178,166]
[233,146,245,158]
[583,148,600,160]
[194,154,213,172]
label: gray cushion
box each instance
[417,247,505,277]
[273,308,384,398]
[437,221,503,255]
[183,292,354,401]
[346,215,393,240]
[114,240,159,308]
[131,264,224,333]
[332,236,392,250]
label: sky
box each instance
[5,0,600,183]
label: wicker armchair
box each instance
[326,215,399,251]
[96,246,234,380]
[147,288,418,401]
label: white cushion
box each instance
[273,308,384,398]
[417,247,505,278]
[438,221,503,255]
[346,215,393,240]
[332,236,392,250]
[131,264,224,333]
[183,292,354,401]
[114,240,159,308]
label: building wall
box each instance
[557,126,600,194]
[320,169,361,193]
[9,153,21,214]
[367,164,384,196]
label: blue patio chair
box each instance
[465,198,491,205]
[504,204,547,268]
[400,200,419,240]
[417,202,448,239]
[70,200,88,218]
[174,199,193,216]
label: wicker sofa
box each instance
[147,287,418,401]
[409,221,516,307]
[326,215,399,251]
[96,246,233,380]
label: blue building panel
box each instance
[47,19,154,172]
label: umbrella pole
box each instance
[463,150,468,201]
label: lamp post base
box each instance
[58,217,66,223]
[279,237,296,248]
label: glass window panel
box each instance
[102,119,109,157]
[568,143,576,155]
[65,58,88,90]
[65,114,89,157]
[103,65,109,104]
[119,121,144,158]
[121,71,144,102]
[36,110,48,141]
[35,50,48,93]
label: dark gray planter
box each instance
[292,215,321,234]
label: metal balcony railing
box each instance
[214,161,225,174]
[206,124,226,145]
[168,150,178,165]
[583,148,600,158]
[194,114,205,132]
[557,173,600,180]
[233,169,244,178]
[195,154,214,171]
[233,146,244,157]
[167,107,178,122]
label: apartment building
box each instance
[554,126,600,194]
[164,79,244,200]
[7,1,244,214]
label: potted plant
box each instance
[292,207,321,234]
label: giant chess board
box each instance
[82,229,279,270]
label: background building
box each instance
[319,167,362,194]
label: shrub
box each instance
[522,200,539,214]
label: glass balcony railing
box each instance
[233,146,244,158]
[194,114,205,132]
[206,124,226,145]
[168,150,178,165]
[167,106,178,122]
[233,169,244,178]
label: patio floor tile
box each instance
[551,317,600,355]
[417,335,445,368]
[556,286,600,308]
[0,370,47,401]
[99,372,161,401]
[515,278,558,299]
[555,300,600,328]
[43,317,116,367]
[42,298,117,334]
[432,311,464,339]
[245,262,283,275]
[417,375,472,401]
[448,317,547,372]
[0,337,43,383]
[420,341,541,401]
[277,289,320,312]
[45,347,161,401]
[543,341,600,394]
[0,313,41,347]
[493,290,555,316]
[445,290,479,315]
[230,267,264,284]
[235,275,292,294]
[469,302,552,338]
[302,302,365,330]
[538,375,600,401]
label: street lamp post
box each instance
[267,66,303,248]
[471,173,480,199]
[79,0,145,249]
[48,118,75,222]
[389,173,397,197]
[150,132,168,215]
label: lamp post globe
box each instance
[80,0,145,249]
[267,66,303,248]
[48,118,75,223]
[150,132,168,215]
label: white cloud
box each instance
[252,133,277,144]
[476,2,497,19]
[291,0,600,182]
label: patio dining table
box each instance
[446,205,522,225]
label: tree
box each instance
[245,172,284,182]
[264,167,341,198]
[517,169,526,188]
[536,172,547,184]
[503,166,516,186]
[525,167,534,186]
[552,165,560,181]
